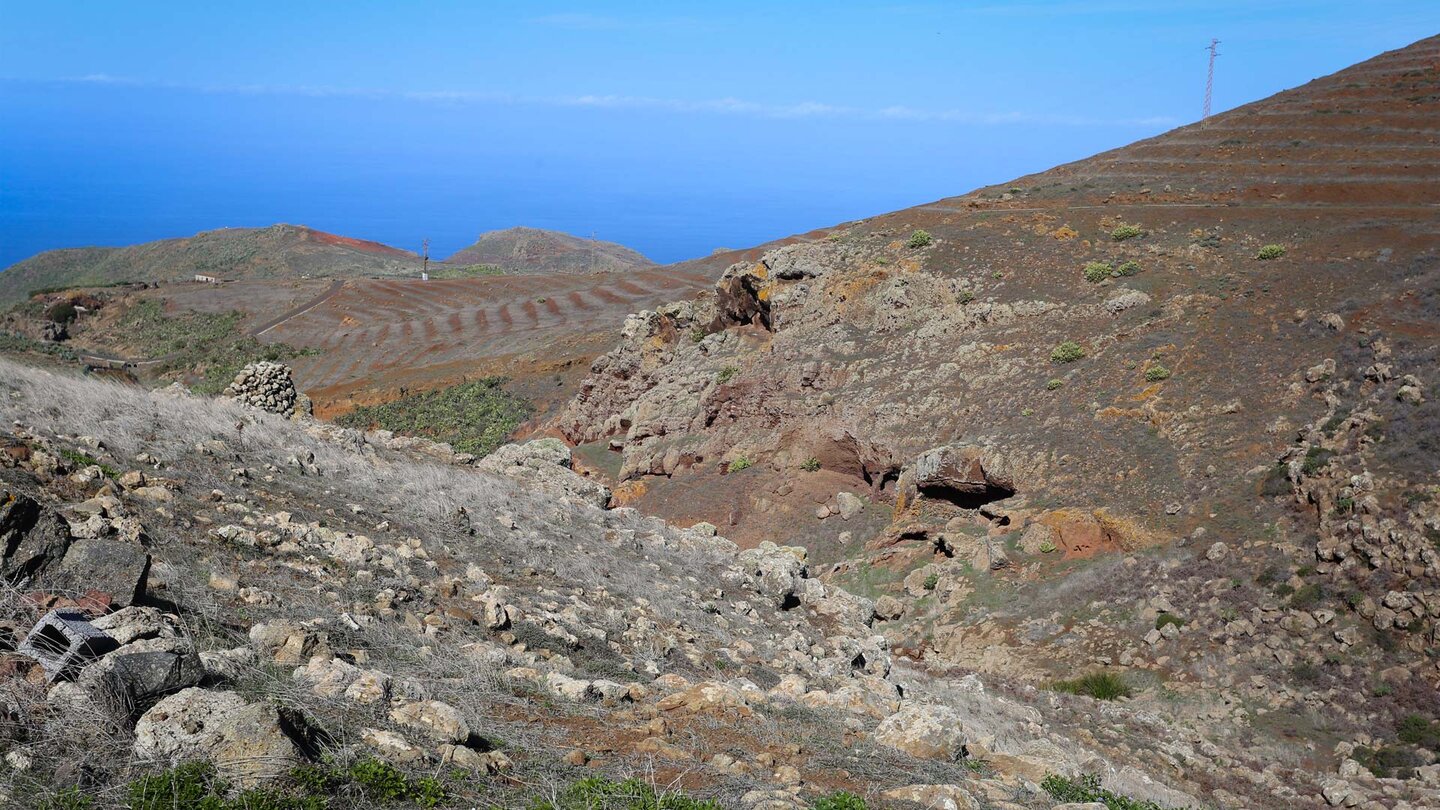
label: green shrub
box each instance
[1144,364,1172,382]
[800,456,821,472]
[923,572,939,591]
[812,792,868,810]
[335,377,532,457]
[531,776,721,810]
[1050,672,1132,701]
[1397,714,1440,749]
[1257,244,1286,260]
[1155,613,1185,631]
[1083,261,1114,283]
[38,788,94,810]
[126,761,227,810]
[906,229,933,249]
[1116,260,1142,276]
[1041,773,1186,809]
[716,365,738,383]
[58,447,119,478]
[1289,583,1324,609]
[1335,496,1355,513]
[1050,341,1085,364]
[727,457,753,473]
[348,758,410,803]
[1111,224,1144,241]
[1046,378,1064,390]
[1301,446,1334,475]
[45,301,79,324]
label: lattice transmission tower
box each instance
[1203,38,1221,122]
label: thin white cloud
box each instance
[46,74,1178,128]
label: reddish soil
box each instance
[262,269,710,417]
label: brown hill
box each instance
[552,35,1440,807]
[0,224,422,305]
[442,226,655,275]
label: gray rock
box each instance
[81,637,205,715]
[59,537,150,607]
[134,688,303,787]
[0,492,72,585]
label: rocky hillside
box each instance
[442,227,656,275]
[548,34,1440,808]
[0,357,1252,810]
[0,225,423,306]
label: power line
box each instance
[1203,38,1221,122]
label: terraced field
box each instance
[264,269,709,417]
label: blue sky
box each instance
[1,2,1436,266]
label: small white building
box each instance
[194,274,221,284]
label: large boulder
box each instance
[908,445,1015,507]
[79,637,204,716]
[58,537,150,607]
[134,688,303,787]
[477,439,610,508]
[389,699,470,745]
[736,542,807,609]
[0,491,72,584]
[873,701,970,761]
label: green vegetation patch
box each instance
[336,377,532,457]
[1110,224,1145,241]
[58,448,119,479]
[1144,364,1172,382]
[1049,671,1132,701]
[118,300,315,394]
[1041,773,1192,809]
[726,456,753,473]
[0,331,79,363]
[1257,244,1286,260]
[1051,340,1086,364]
[98,758,449,810]
[1083,261,1114,283]
[906,229,933,249]
[530,777,721,810]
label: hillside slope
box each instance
[443,226,655,275]
[0,357,1239,810]
[0,224,422,305]
[552,34,1440,808]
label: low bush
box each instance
[922,572,939,591]
[1041,773,1189,809]
[1083,261,1114,283]
[1155,613,1185,631]
[45,301,78,324]
[1111,224,1144,241]
[121,758,445,810]
[58,447,119,478]
[531,777,721,810]
[811,792,868,810]
[1116,260,1142,276]
[335,377,532,457]
[800,456,821,472]
[906,229,933,249]
[1050,671,1132,701]
[1051,341,1086,364]
[716,365,738,383]
[1144,364,1172,382]
[727,457,753,473]
[1301,446,1335,475]
[1257,244,1286,260]
[1046,378,1064,390]
[1289,583,1324,609]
